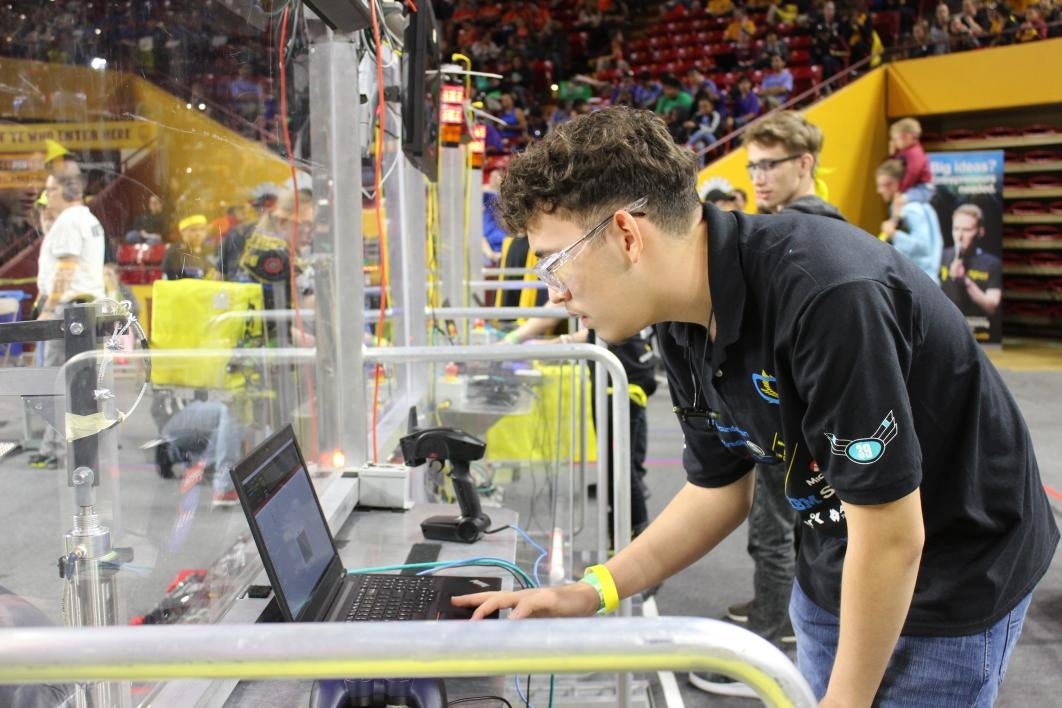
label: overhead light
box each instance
[197,102,206,111]
[89,57,107,71]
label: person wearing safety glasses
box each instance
[452,107,1058,708]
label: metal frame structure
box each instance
[0,617,816,708]
[309,35,367,467]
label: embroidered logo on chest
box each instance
[751,370,780,405]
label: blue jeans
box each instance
[789,580,1032,707]
[161,400,244,494]
[686,127,718,168]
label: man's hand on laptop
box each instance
[451,583,600,620]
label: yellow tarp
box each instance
[150,279,264,389]
[485,363,597,463]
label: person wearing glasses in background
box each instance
[453,107,1058,708]
[745,111,844,221]
[681,110,850,698]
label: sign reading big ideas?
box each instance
[928,150,1005,345]
[0,121,156,153]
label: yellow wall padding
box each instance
[131,81,294,218]
[485,363,597,463]
[0,59,133,122]
[886,38,1062,118]
[698,68,890,235]
[150,279,264,389]
[0,59,293,214]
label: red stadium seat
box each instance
[1007,201,1046,215]
[791,65,823,94]
[1024,124,1058,135]
[790,49,811,65]
[530,60,553,94]
[1024,149,1060,163]
[1024,225,1062,240]
[984,126,1021,138]
[117,244,166,266]
[1029,175,1062,189]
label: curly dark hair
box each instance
[496,106,700,237]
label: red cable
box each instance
[279,4,318,459]
[369,0,391,462]
[1045,484,1062,503]
[405,0,418,13]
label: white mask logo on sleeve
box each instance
[825,410,897,465]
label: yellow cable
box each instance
[452,53,475,317]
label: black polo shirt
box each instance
[658,204,1058,636]
[940,245,1004,342]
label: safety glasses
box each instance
[532,196,648,293]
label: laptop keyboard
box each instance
[346,575,439,621]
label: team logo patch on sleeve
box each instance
[825,411,897,465]
[752,370,780,404]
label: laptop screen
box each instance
[236,429,338,620]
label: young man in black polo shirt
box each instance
[453,107,1058,707]
[688,111,848,699]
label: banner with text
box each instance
[0,121,156,153]
[929,150,1005,344]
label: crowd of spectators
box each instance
[436,0,1060,160]
[904,0,1060,58]
[0,0,1057,264]
[3,0,1057,165]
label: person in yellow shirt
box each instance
[724,8,757,42]
[707,0,735,16]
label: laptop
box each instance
[230,425,501,623]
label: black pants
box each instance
[607,401,650,537]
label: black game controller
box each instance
[308,677,446,708]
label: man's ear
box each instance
[800,153,815,176]
[614,210,645,265]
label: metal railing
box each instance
[0,617,817,707]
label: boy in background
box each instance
[889,117,934,204]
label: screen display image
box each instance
[402,2,441,181]
[246,441,336,620]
